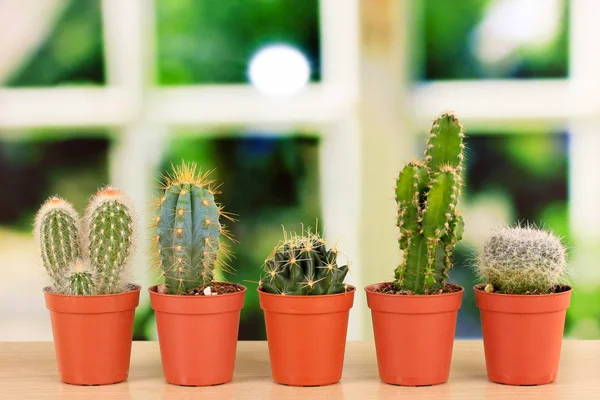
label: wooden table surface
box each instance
[0,340,595,399]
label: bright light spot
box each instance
[248,44,310,96]
[473,0,561,64]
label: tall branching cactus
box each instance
[260,228,350,296]
[34,187,136,295]
[394,112,466,294]
[152,162,234,295]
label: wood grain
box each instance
[0,340,595,399]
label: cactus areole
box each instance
[393,112,466,294]
[153,162,234,295]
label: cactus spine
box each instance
[476,225,568,294]
[394,112,466,294]
[153,162,234,295]
[34,187,137,295]
[260,228,349,296]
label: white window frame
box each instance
[0,0,595,340]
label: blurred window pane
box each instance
[156,0,321,85]
[419,0,569,80]
[3,0,105,87]
[149,133,321,340]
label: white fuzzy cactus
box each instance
[476,224,568,294]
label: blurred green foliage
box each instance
[421,0,569,80]
[4,0,104,86]
[156,0,320,84]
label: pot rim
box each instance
[257,285,356,298]
[473,283,572,297]
[364,282,464,298]
[148,283,247,298]
[43,283,141,298]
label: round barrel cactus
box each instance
[260,228,349,295]
[476,225,568,294]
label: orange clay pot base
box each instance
[259,287,355,386]
[475,284,572,386]
[44,284,141,385]
[365,282,463,386]
[149,284,247,387]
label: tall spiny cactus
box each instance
[260,228,349,296]
[34,187,137,295]
[476,224,568,294]
[153,161,234,295]
[84,187,136,294]
[394,112,466,294]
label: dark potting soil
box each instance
[474,283,572,295]
[156,282,243,295]
[376,283,462,295]
[188,282,243,295]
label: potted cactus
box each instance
[474,225,571,385]
[35,187,140,385]
[258,227,354,386]
[365,112,466,386]
[148,162,246,386]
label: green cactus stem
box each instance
[65,259,96,295]
[85,186,136,294]
[260,228,349,296]
[34,197,82,291]
[154,162,234,295]
[394,112,466,294]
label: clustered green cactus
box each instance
[34,187,136,295]
[394,112,466,294]
[260,228,349,295]
[476,225,568,294]
[153,162,234,295]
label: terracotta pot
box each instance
[149,284,246,386]
[44,284,141,385]
[365,282,463,386]
[258,287,355,386]
[475,285,572,385]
